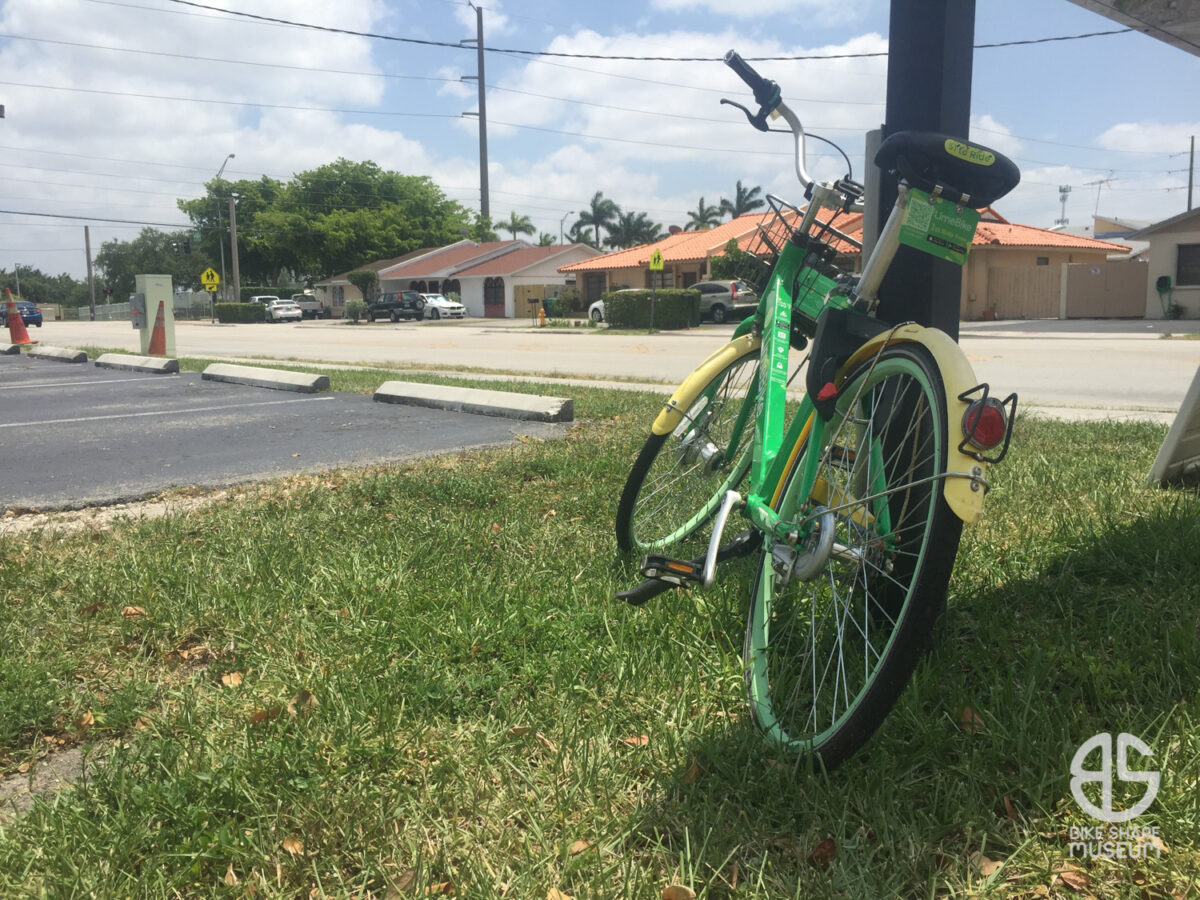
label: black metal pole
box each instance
[875,0,975,341]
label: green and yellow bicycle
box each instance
[615,51,1020,768]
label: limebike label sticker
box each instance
[898,187,980,266]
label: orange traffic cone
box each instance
[147,300,167,356]
[4,288,37,346]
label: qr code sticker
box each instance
[905,199,933,232]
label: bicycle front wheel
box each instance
[616,340,760,554]
[744,343,962,767]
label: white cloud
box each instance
[1097,121,1198,156]
[650,0,869,26]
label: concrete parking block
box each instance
[202,362,329,393]
[374,380,573,423]
[27,345,88,363]
[94,353,180,374]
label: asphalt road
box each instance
[35,316,1200,418]
[0,354,562,511]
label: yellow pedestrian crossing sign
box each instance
[200,267,220,292]
[649,249,664,271]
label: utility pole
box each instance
[460,3,489,222]
[560,210,574,244]
[215,154,234,304]
[228,194,241,305]
[84,225,97,321]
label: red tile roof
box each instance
[559,213,775,272]
[972,222,1130,252]
[382,241,515,278]
[454,244,592,277]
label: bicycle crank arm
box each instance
[617,526,761,606]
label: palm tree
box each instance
[605,211,663,250]
[719,180,765,219]
[499,211,535,240]
[575,191,620,246]
[684,196,722,231]
[537,232,556,246]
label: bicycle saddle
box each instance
[875,131,1020,209]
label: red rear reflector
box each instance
[963,399,1006,450]
[731,282,737,301]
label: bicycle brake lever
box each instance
[720,98,771,132]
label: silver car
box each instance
[265,298,303,322]
[693,280,757,323]
[419,293,466,320]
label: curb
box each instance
[0,343,21,355]
[374,380,573,423]
[27,345,88,363]
[201,362,329,393]
[94,353,180,374]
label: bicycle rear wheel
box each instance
[616,340,760,554]
[744,343,962,767]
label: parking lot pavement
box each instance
[0,355,563,511]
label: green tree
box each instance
[499,212,535,240]
[1,267,88,307]
[566,220,598,248]
[684,197,722,231]
[604,211,663,249]
[178,159,473,283]
[94,227,208,298]
[575,191,620,246]
[719,180,765,219]
[537,232,556,246]
[346,269,379,305]
[470,214,499,243]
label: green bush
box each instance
[602,289,700,329]
[344,298,366,323]
[215,302,265,324]
[543,295,566,318]
[238,286,280,303]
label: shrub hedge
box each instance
[602,289,700,329]
[215,302,266,324]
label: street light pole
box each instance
[228,194,242,306]
[560,210,574,244]
[214,154,234,308]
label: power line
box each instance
[0,209,193,227]
[157,0,1136,62]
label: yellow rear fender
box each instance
[839,324,988,524]
[651,333,762,436]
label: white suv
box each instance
[264,298,303,322]
[419,293,466,320]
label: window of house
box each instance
[333,286,344,303]
[442,279,460,296]
[1036,257,1050,266]
[484,277,505,305]
[646,269,671,289]
[1177,244,1200,286]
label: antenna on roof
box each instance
[1055,185,1071,227]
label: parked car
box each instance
[419,293,466,320]
[366,290,425,322]
[587,288,641,324]
[1,300,43,328]
[694,280,757,323]
[265,298,303,323]
[248,294,280,305]
[291,292,331,319]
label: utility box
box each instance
[130,292,147,330]
[134,274,175,357]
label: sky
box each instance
[0,0,1198,282]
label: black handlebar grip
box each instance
[724,50,776,107]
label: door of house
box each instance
[484,277,506,317]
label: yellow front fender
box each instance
[840,323,987,524]
[651,333,762,436]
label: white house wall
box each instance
[1144,225,1200,318]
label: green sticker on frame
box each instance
[898,188,980,266]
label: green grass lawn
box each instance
[0,370,1197,898]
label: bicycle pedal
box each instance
[641,555,705,588]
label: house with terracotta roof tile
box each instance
[378,239,600,317]
[1131,207,1200,319]
[562,206,1139,320]
[559,213,787,305]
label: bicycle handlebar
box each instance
[723,50,780,110]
